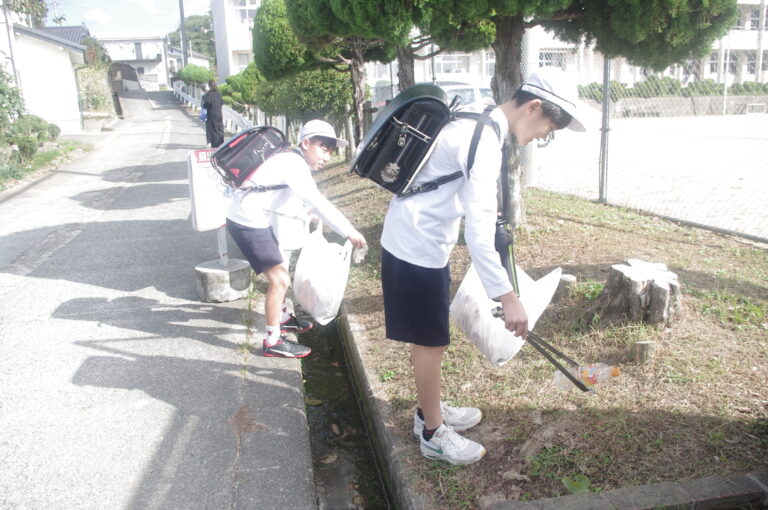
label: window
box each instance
[709,52,737,74]
[485,50,495,77]
[435,53,470,74]
[134,42,143,60]
[137,67,145,74]
[236,0,258,23]
[747,52,757,74]
[236,52,251,72]
[539,50,566,70]
[747,8,761,30]
[764,51,768,72]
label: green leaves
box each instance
[177,64,215,87]
[562,473,592,494]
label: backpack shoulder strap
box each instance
[397,105,500,199]
[464,104,499,174]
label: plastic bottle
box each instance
[553,363,620,390]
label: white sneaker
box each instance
[419,424,486,465]
[413,402,482,437]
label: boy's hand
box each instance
[347,230,367,249]
[499,291,528,339]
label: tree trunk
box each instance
[492,15,526,228]
[396,45,415,91]
[589,259,682,324]
[348,40,367,146]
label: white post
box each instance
[217,226,228,266]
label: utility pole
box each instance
[178,0,188,67]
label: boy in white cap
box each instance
[379,66,589,464]
[227,119,367,358]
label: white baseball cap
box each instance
[299,119,349,149]
[519,66,590,131]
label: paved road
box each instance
[0,92,316,509]
[531,113,768,242]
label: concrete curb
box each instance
[337,306,768,510]
[488,467,768,510]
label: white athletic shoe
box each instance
[413,402,482,437]
[419,424,486,465]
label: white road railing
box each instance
[172,81,254,133]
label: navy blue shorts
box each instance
[226,219,283,274]
[381,248,451,347]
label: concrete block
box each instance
[603,481,693,509]
[194,258,251,302]
[553,273,577,303]
[490,492,615,510]
[679,473,765,509]
[488,501,539,510]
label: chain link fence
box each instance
[531,59,768,242]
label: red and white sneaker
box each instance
[262,334,311,358]
[280,314,313,333]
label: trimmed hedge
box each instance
[579,76,768,103]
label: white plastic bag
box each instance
[292,222,353,325]
[449,263,562,366]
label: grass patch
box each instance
[317,164,768,508]
[690,288,766,330]
[0,140,87,192]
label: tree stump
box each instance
[589,259,681,324]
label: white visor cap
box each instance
[519,66,590,132]
[299,119,349,149]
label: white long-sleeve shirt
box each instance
[381,104,513,299]
[226,149,354,238]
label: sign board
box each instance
[187,148,230,232]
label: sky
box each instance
[45,0,211,37]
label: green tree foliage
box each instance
[252,0,312,81]
[256,68,353,125]
[223,62,263,107]
[543,0,739,72]
[167,14,217,66]
[221,62,352,127]
[82,36,111,70]
[3,0,47,28]
[177,64,215,88]
[254,0,400,144]
[0,66,24,134]
[418,0,738,100]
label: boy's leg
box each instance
[261,263,311,358]
[262,263,290,327]
[412,344,447,430]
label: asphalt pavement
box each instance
[0,91,317,509]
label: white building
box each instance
[167,46,211,75]
[212,0,259,83]
[97,33,172,91]
[368,0,768,92]
[0,17,86,133]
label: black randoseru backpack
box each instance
[350,84,499,198]
[210,126,288,189]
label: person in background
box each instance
[202,80,224,148]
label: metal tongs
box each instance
[494,145,590,392]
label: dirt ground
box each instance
[317,159,768,509]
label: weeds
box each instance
[316,164,768,507]
[0,141,85,191]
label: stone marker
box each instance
[195,258,251,302]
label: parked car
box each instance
[370,81,493,109]
[438,82,494,105]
